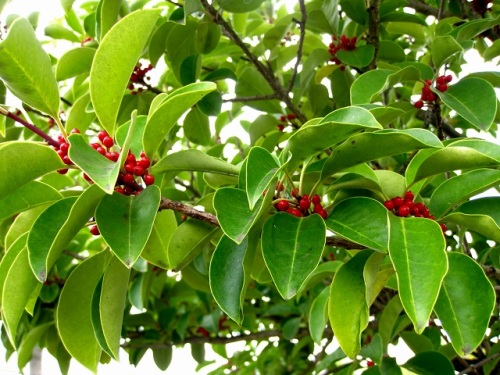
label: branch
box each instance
[326,237,366,249]
[287,0,307,92]
[459,352,500,374]
[223,94,279,102]
[367,0,381,71]
[481,264,500,280]
[406,0,452,18]
[159,197,219,226]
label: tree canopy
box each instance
[0,0,499,373]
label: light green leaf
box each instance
[0,17,59,117]
[143,82,217,157]
[450,16,500,43]
[56,47,96,81]
[141,210,177,269]
[337,45,375,68]
[152,149,239,176]
[0,234,27,309]
[57,251,109,372]
[431,35,463,69]
[429,169,500,218]
[309,286,330,344]
[210,235,252,324]
[246,147,281,210]
[329,251,372,358]
[98,0,122,40]
[388,216,447,333]
[321,129,442,179]
[434,253,495,356]
[262,213,326,300]
[326,197,388,252]
[28,185,105,282]
[0,142,65,199]
[340,0,368,24]
[17,322,53,371]
[45,24,80,43]
[218,0,265,13]
[90,9,160,135]
[95,186,160,267]
[437,78,497,131]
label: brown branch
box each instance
[199,0,307,124]
[459,352,500,374]
[288,0,307,92]
[481,264,500,281]
[405,0,452,18]
[159,197,219,226]
[223,94,279,102]
[326,237,366,249]
[367,0,381,71]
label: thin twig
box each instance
[405,0,452,18]
[159,197,219,226]
[437,0,446,20]
[288,0,307,92]
[459,352,500,374]
[174,177,201,198]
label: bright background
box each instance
[0,0,499,374]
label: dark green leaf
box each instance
[309,286,330,344]
[337,45,374,68]
[403,351,455,375]
[217,0,265,13]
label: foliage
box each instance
[0,0,499,373]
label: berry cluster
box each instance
[384,191,447,232]
[277,113,296,132]
[128,62,153,95]
[53,128,80,174]
[413,75,452,109]
[327,35,357,65]
[274,183,328,219]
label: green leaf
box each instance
[65,93,96,133]
[0,17,60,117]
[152,149,239,176]
[388,216,447,333]
[431,35,463,69]
[56,47,96,81]
[183,107,211,145]
[45,24,80,43]
[95,186,160,267]
[429,169,500,218]
[283,107,382,171]
[437,78,497,131]
[214,187,272,244]
[340,0,368,25]
[309,286,330,344]
[378,40,406,63]
[90,9,160,135]
[210,235,252,324]
[57,251,109,372]
[143,82,217,157]
[434,253,495,356]
[0,181,62,222]
[153,346,172,371]
[450,16,500,43]
[330,66,354,108]
[337,45,375,68]
[0,142,65,199]
[2,248,41,346]
[217,0,265,13]
[96,255,131,359]
[141,210,177,269]
[98,0,122,40]
[326,197,388,252]
[234,67,282,113]
[0,234,27,309]
[329,251,372,358]
[360,333,384,365]
[17,322,53,371]
[403,351,455,375]
[321,129,442,179]
[28,185,105,282]
[262,213,326,300]
[443,197,500,242]
[167,219,218,271]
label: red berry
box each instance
[436,76,447,85]
[287,208,303,217]
[299,197,311,211]
[59,142,69,154]
[70,128,80,134]
[280,115,286,122]
[287,113,296,120]
[83,173,92,182]
[414,100,424,109]
[62,155,72,165]
[439,223,447,232]
[384,200,395,211]
[125,163,135,174]
[313,203,323,214]
[96,147,106,155]
[276,200,289,211]
[140,150,147,158]
[143,174,155,186]
[115,187,126,195]
[398,205,410,217]
[291,188,299,198]
[317,209,328,219]
[97,130,108,142]
[427,92,436,102]
[138,157,151,169]
[89,225,100,236]
[133,165,144,176]
[437,84,448,92]
[108,152,120,162]
[422,86,431,95]
[126,153,136,165]
[57,168,68,174]
[57,149,67,159]
[122,173,135,185]
[404,191,414,202]
[367,360,374,367]
[445,74,453,83]
[312,195,321,205]
[392,196,404,208]
[276,181,285,192]
[277,124,284,132]
[424,79,432,86]
[102,136,114,148]
[90,142,100,150]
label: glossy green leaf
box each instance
[218,0,264,13]
[143,82,217,157]
[329,251,372,358]
[17,322,53,371]
[56,47,96,81]
[434,253,495,356]
[141,210,177,269]
[443,197,500,242]
[437,78,497,131]
[321,129,442,179]
[245,147,281,210]
[0,234,27,308]
[4,205,50,251]
[152,149,239,176]
[214,187,272,244]
[337,45,374,68]
[360,333,384,365]
[340,0,368,24]
[378,40,406,62]
[309,286,330,344]
[153,346,172,371]
[45,23,80,43]
[183,107,211,145]
[57,251,109,372]
[329,66,354,108]
[429,169,500,218]
[262,213,326,300]
[167,219,217,271]
[65,93,96,133]
[210,235,252,324]
[351,66,421,105]
[90,9,160,135]
[28,185,105,282]
[379,294,405,348]
[407,139,500,185]
[400,331,435,354]
[2,248,41,346]
[98,0,121,40]
[97,255,131,359]
[0,181,62,222]
[68,133,120,194]
[0,17,59,117]
[388,216,447,333]
[95,186,161,267]
[326,197,388,252]
[403,351,455,375]
[0,142,65,199]
[283,107,382,171]
[234,67,282,113]
[450,16,500,43]
[431,35,463,69]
